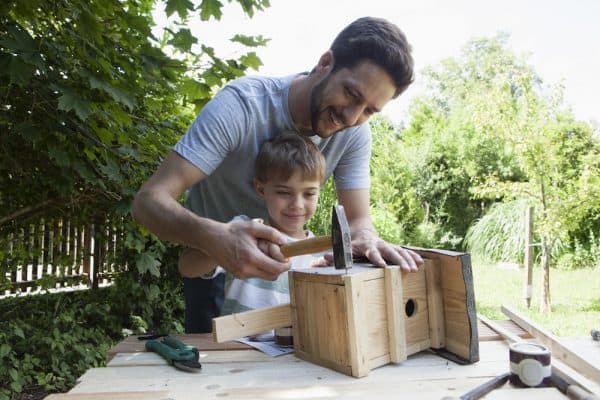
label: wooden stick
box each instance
[212,304,292,343]
[280,235,331,257]
[501,304,600,382]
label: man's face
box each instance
[309,60,396,138]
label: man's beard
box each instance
[309,73,343,138]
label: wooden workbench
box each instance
[45,321,600,400]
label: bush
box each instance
[557,231,600,270]
[0,253,184,400]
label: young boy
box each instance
[178,132,326,315]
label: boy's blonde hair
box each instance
[255,132,326,183]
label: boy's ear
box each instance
[254,178,265,198]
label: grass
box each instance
[472,261,600,337]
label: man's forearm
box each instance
[131,189,224,253]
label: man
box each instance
[132,16,424,333]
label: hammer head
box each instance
[331,205,353,270]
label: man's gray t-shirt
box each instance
[174,74,372,223]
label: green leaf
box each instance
[10,381,22,393]
[48,145,71,168]
[111,108,132,126]
[13,326,25,339]
[103,86,135,110]
[8,368,18,381]
[167,28,197,53]
[57,90,91,121]
[96,128,114,145]
[16,122,41,143]
[98,157,124,183]
[9,56,34,86]
[199,0,223,20]
[240,52,262,70]
[181,78,211,100]
[165,0,194,19]
[230,34,269,47]
[136,252,161,277]
[0,344,10,358]
[125,231,146,252]
[0,23,37,53]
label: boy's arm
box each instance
[178,248,219,278]
[337,188,423,272]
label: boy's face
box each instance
[254,171,321,239]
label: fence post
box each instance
[524,206,534,308]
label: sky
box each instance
[166,0,600,126]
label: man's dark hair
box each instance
[330,17,414,98]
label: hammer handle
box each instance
[280,235,331,258]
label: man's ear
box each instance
[254,178,265,198]
[314,50,334,74]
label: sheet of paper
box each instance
[236,335,294,357]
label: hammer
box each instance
[280,204,353,270]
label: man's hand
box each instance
[208,219,291,280]
[351,228,423,272]
[318,228,423,271]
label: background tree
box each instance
[0,1,269,397]
[409,33,600,312]
[1,0,268,285]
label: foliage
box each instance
[306,177,336,237]
[1,0,269,398]
[400,41,530,249]
[556,231,600,270]
[368,116,423,245]
[0,242,183,400]
[403,33,600,310]
[464,199,529,263]
[0,0,269,290]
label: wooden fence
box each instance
[1,216,127,298]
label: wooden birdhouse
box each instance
[213,248,479,378]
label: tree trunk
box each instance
[540,241,551,313]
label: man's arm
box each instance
[131,151,291,280]
[337,188,422,272]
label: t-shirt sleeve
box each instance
[333,123,372,190]
[174,86,248,176]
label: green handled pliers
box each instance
[144,335,202,372]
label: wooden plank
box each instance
[45,391,169,400]
[212,304,291,342]
[402,266,431,353]
[484,388,567,400]
[478,319,533,341]
[409,248,479,364]
[440,254,477,362]
[292,265,383,285]
[424,258,445,348]
[502,304,600,382]
[384,266,406,363]
[108,349,271,367]
[292,278,351,374]
[107,334,250,361]
[344,273,369,377]
[168,379,565,400]
[363,275,389,366]
[71,342,514,395]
